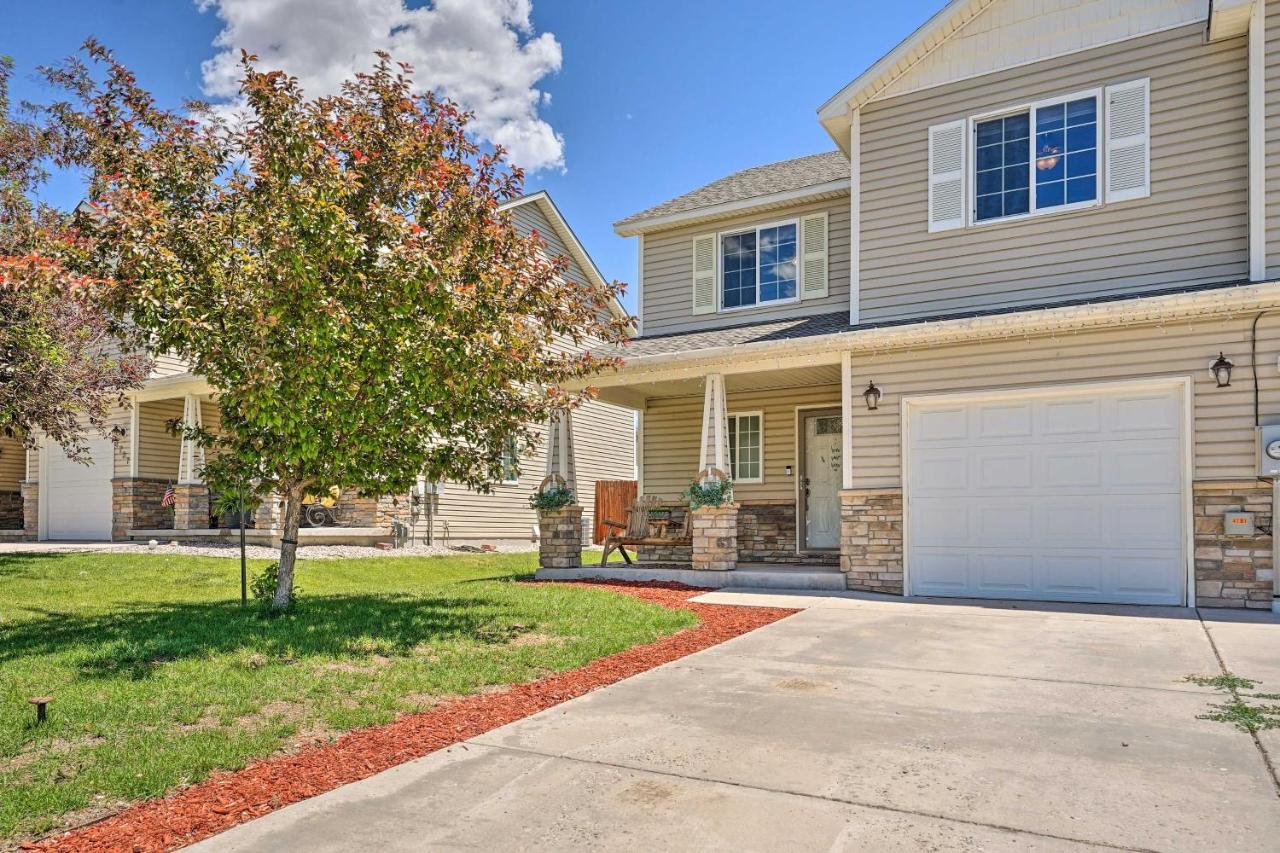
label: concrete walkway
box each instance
[192,593,1280,852]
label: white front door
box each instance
[42,437,114,540]
[905,380,1188,605]
[804,414,842,550]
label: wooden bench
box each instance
[600,496,691,565]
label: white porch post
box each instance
[698,373,729,478]
[544,407,578,498]
[840,351,853,490]
[177,394,205,484]
[173,394,209,530]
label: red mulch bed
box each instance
[30,582,796,852]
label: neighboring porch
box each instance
[536,354,868,591]
[116,378,412,545]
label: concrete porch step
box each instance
[724,567,848,591]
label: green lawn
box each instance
[0,551,695,842]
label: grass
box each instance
[0,550,696,842]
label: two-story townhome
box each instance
[0,191,635,547]
[546,0,1280,609]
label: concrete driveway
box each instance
[193,593,1280,852]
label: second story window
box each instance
[721,222,797,310]
[973,93,1100,223]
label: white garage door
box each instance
[43,437,114,540]
[905,381,1187,606]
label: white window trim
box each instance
[499,437,520,485]
[967,86,1103,228]
[718,218,801,313]
[726,410,764,484]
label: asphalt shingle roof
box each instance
[597,311,851,360]
[614,151,849,230]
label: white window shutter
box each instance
[1105,78,1150,203]
[799,212,828,300]
[928,119,966,232]
[692,233,717,315]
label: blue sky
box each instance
[7,0,941,314]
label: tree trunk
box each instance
[272,483,305,610]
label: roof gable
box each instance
[818,0,1207,148]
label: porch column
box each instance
[698,373,730,478]
[544,407,578,498]
[840,351,853,491]
[173,394,210,530]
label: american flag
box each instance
[161,484,176,507]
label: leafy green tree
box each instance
[43,43,628,609]
[0,56,148,462]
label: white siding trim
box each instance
[840,350,853,490]
[614,179,851,237]
[849,110,861,324]
[128,400,139,478]
[1250,0,1266,281]
[635,234,645,335]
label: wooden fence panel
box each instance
[593,479,637,544]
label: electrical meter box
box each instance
[1258,425,1280,477]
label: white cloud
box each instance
[196,0,565,172]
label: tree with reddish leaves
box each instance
[42,42,629,610]
[0,56,149,463]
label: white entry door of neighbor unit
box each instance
[804,413,843,550]
[905,380,1188,605]
[42,437,114,540]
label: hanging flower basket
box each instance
[684,467,733,509]
[529,473,575,511]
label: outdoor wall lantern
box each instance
[864,381,882,411]
[1210,352,1234,388]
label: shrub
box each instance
[528,484,575,511]
[683,476,733,510]
[250,562,299,610]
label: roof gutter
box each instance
[585,281,1280,385]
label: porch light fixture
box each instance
[863,381,882,411]
[1210,352,1234,388]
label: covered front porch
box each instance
[536,350,870,591]
[119,376,407,545]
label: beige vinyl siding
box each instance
[510,202,592,290]
[642,383,841,502]
[133,398,183,480]
[1266,0,1280,277]
[849,315,1280,488]
[860,24,1248,323]
[0,435,24,490]
[430,399,636,540]
[639,195,850,336]
[150,353,191,379]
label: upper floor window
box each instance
[721,222,797,310]
[974,93,1099,223]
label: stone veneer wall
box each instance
[1193,481,1274,610]
[839,489,904,594]
[172,483,211,530]
[20,481,38,539]
[539,506,583,568]
[112,477,173,540]
[691,504,738,571]
[331,494,409,528]
[0,490,22,530]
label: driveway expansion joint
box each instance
[1196,613,1280,798]
[471,741,1158,853]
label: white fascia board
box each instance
[613,179,851,237]
[584,282,1280,386]
[1209,0,1255,42]
[501,191,633,327]
[134,373,212,402]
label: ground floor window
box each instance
[727,412,762,483]
[499,436,520,484]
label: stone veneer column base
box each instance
[20,481,38,540]
[840,489,904,595]
[112,478,174,541]
[691,504,738,571]
[173,483,211,530]
[1193,480,1274,610]
[254,495,282,530]
[539,506,583,568]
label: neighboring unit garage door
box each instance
[43,437,114,540]
[905,380,1187,606]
